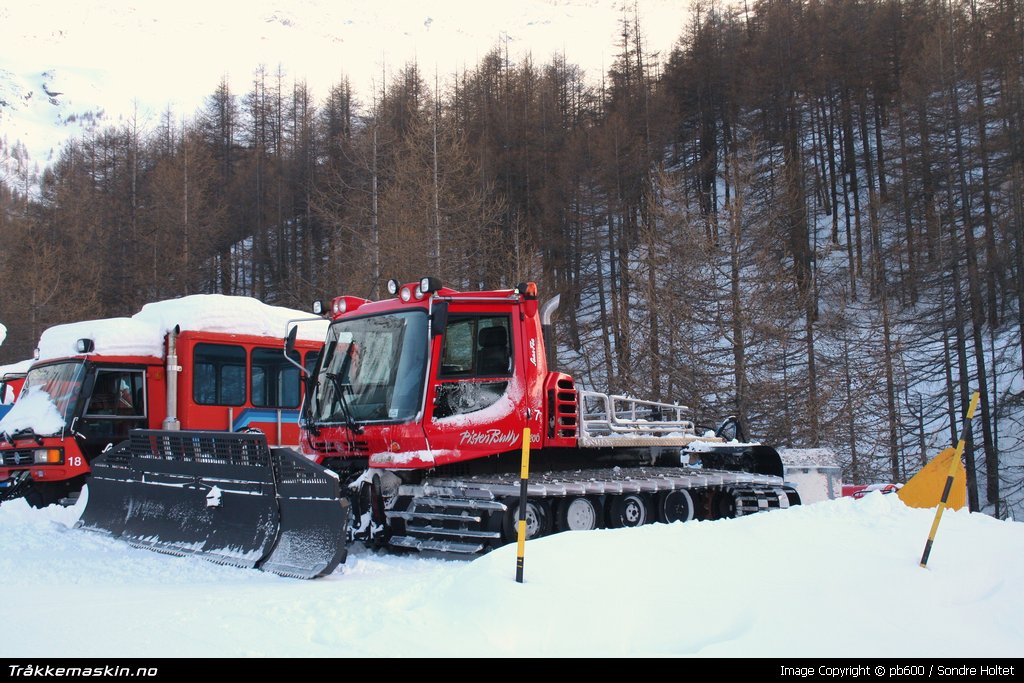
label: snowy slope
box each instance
[0,490,1020,657]
[0,64,107,169]
[0,0,692,169]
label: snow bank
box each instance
[36,295,328,361]
[0,490,1020,657]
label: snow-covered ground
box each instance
[1,490,1020,657]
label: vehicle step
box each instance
[389,536,484,554]
[405,525,501,540]
[413,497,508,512]
[58,491,81,507]
[386,510,483,523]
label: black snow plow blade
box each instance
[78,430,349,579]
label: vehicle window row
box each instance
[194,343,319,408]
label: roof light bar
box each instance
[419,277,442,294]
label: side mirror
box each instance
[431,302,448,337]
[285,326,299,356]
[282,325,309,378]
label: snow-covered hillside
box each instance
[0,65,107,170]
[0,0,691,168]
[0,490,1020,657]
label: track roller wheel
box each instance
[711,488,739,519]
[606,493,652,528]
[503,499,552,542]
[555,496,602,532]
[657,489,695,524]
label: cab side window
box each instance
[81,368,148,447]
[440,316,512,378]
[85,369,146,418]
[435,315,512,419]
[194,343,246,406]
[251,347,301,408]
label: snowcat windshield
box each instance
[312,310,428,425]
[16,361,86,434]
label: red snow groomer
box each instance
[3,296,350,579]
[293,279,799,551]
[81,281,798,578]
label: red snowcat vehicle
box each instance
[77,281,799,578]
[0,296,350,578]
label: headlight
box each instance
[33,448,63,464]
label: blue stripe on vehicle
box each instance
[231,408,301,431]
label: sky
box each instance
[0,0,694,166]
[0,488,1020,657]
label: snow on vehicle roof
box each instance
[778,447,841,468]
[36,295,328,361]
[0,359,34,377]
[38,317,165,361]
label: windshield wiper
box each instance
[325,373,363,435]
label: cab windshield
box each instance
[312,310,428,424]
[16,361,86,434]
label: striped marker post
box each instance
[515,427,531,583]
[919,391,980,568]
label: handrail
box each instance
[577,390,696,440]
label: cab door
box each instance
[425,306,527,465]
[77,366,149,459]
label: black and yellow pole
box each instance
[919,391,980,568]
[515,427,531,583]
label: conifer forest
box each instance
[1,1,1022,515]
